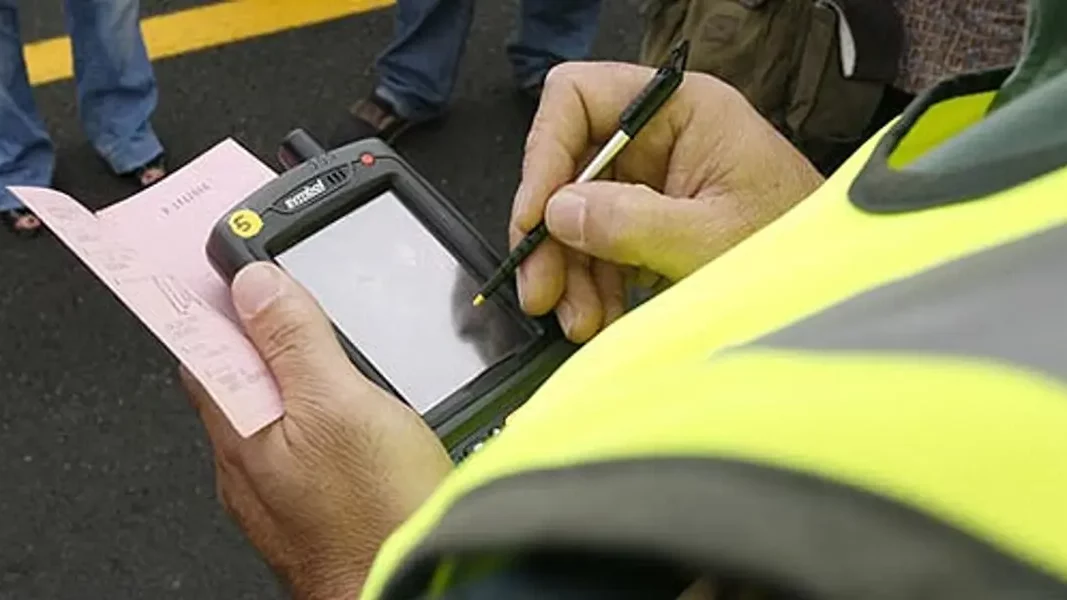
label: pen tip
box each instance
[472,294,485,307]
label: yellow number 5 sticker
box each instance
[228,209,263,239]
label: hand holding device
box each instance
[182,261,451,598]
[510,61,826,342]
[208,131,576,460]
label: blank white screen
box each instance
[275,191,533,414]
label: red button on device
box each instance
[360,153,375,166]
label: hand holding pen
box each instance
[492,43,824,343]
[473,40,691,307]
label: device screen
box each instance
[275,190,536,415]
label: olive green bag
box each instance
[639,0,904,169]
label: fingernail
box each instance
[556,298,576,333]
[232,262,283,319]
[545,191,586,246]
[516,268,527,309]
[514,181,532,211]
[512,182,537,229]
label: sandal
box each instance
[126,154,167,188]
[328,94,415,148]
[1,208,43,238]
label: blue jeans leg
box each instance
[374,0,475,122]
[65,0,163,174]
[508,0,603,90]
[0,0,55,212]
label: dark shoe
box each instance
[328,93,412,148]
[1,208,42,238]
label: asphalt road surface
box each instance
[1,2,641,598]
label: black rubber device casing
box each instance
[206,132,576,461]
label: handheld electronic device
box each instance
[207,131,576,461]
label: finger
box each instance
[180,366,244,463]
[556,250,603,343]
[544,181,730,281]
[510,222,566,316]
[230,262,362,408]
[214,457,259,522]
[213,456,285,566]
[509,149,614,318]
[591,260,626,328]
[512,62,668,234]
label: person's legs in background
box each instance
[508,0,602,96]
[331,0,475,145]
[65,0,166,186]
[0,0,51,236]
[376,0,475,124]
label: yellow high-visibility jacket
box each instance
[361,66,1067,599]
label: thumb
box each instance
[543,181,723,281]
[231,262,356,404]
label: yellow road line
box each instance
[25,0,395,86]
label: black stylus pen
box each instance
[473,39,690,307]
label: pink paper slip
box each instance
[12,139,284,437]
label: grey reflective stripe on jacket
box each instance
[756,221,1067,385]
